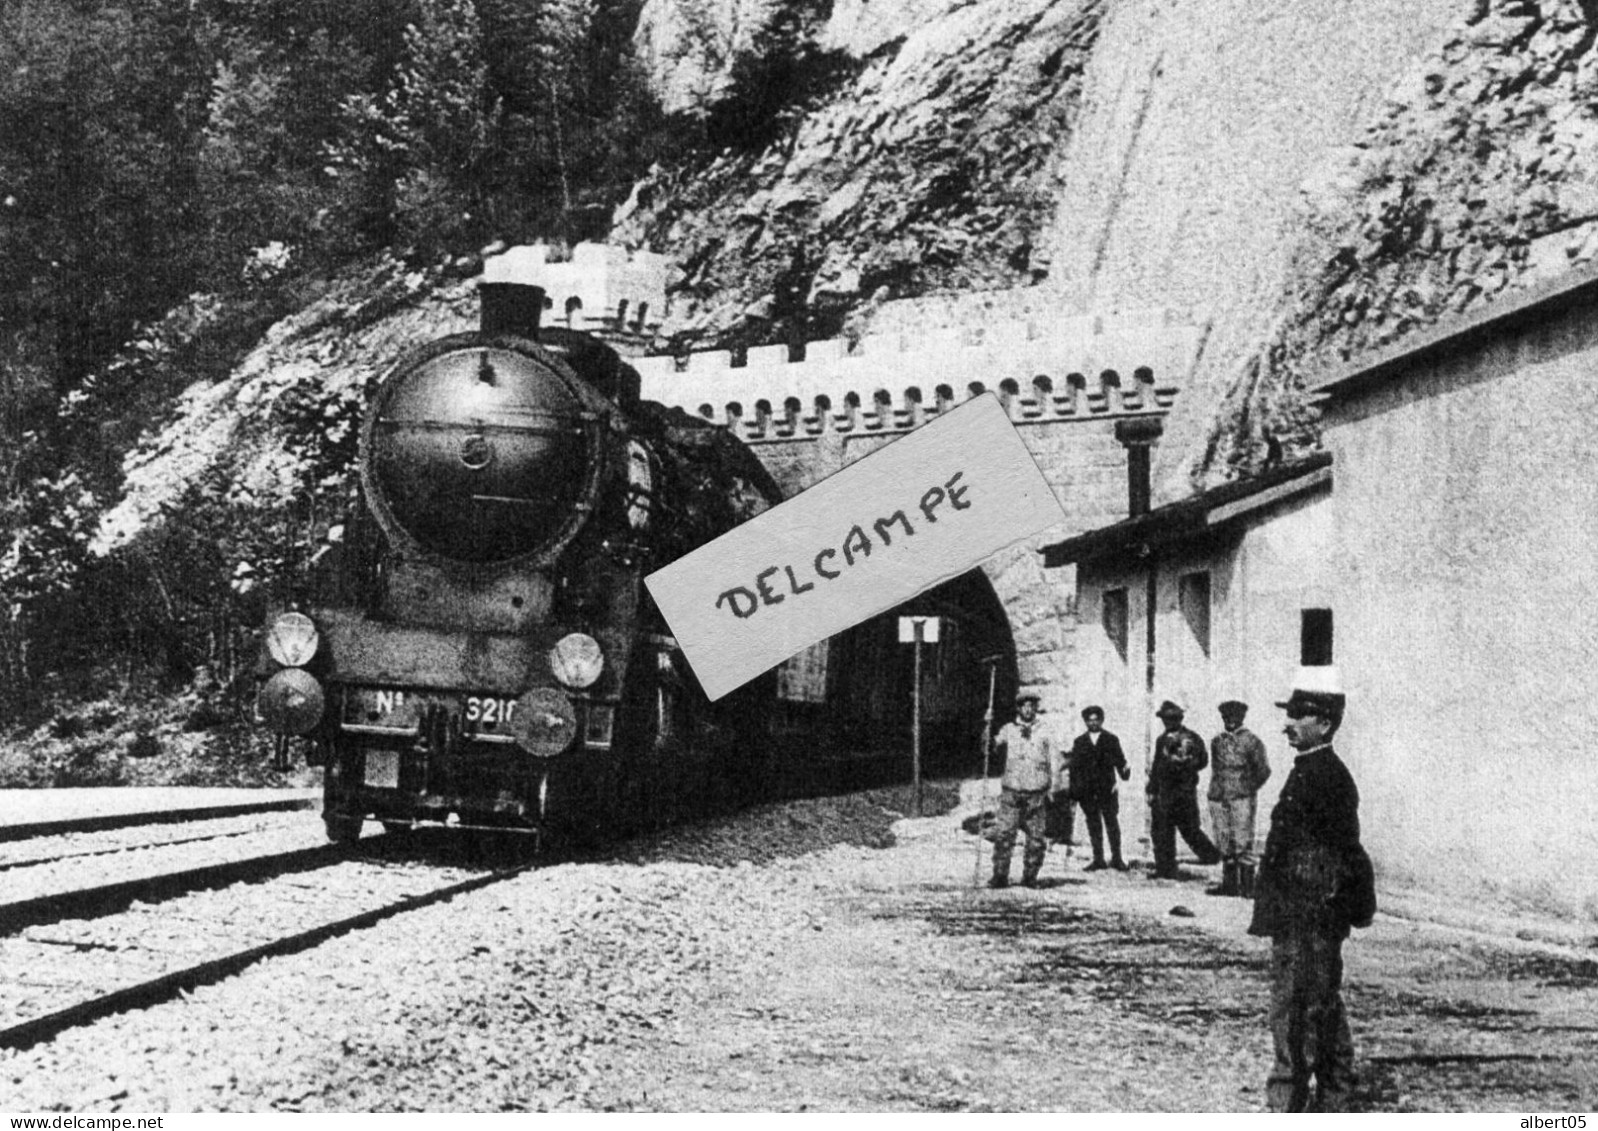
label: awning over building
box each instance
[1039,453,1333,568]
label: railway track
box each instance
[0,804,538,1052]
[0,808,322,874]
[0,796,316,843]
[3,810,336,919]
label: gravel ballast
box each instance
[1,812,329,905]
[3,779,1595,1112]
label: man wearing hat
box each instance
[989,692,1065,888]
[1248,668,1375,1112]
[1068,706,1131,871]
[1206,700,1272,898]
[1146,699,1222,879]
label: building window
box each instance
[1301,608,1334,666]
[1102,588,1129,662]
[1179,571,1211,657]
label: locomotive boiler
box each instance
[256,276,783,844]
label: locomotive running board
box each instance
[341,722,517,745]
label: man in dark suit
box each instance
[1248,668,1374,1112]
[1068,706,1132,871]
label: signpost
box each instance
[898,615,940,817]
[976,652,1002,885]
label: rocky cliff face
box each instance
[626,0,1598,492]
[98,0,1598,548]
[619,0,1486,490]
[635,0,960,114]
[1203,0,1598,480]
[615,0,1104,346]
[1038,0,1462,490]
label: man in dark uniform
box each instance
[1248,669,1375,1112]
[1069,706,1131,871]
[989,692,1065,889]
[1146,699,1222,879]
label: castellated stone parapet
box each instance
[483,243,669,338]
[475,245,1198,431]
[474,247,1198,731]
[632,310,1200,441]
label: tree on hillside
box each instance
[195,0,415,278]
[0,0,213,391]
[324,0,495,254]
[0,0,670,722]
[325,0,666,250]
[700,0,844,153]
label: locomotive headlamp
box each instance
[258,668,325,735]
[265,612,319,667]
[510,688,578,757]
[549,633,603,689]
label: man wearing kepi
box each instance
[1206,699,1271,898]
[1249,668,1376,1112]
[989,692,1065,889]
[1147,699,1222,879]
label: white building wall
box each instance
[1067,290,1598,921]
[1071,568,1153,841]
[1075,491,1337,853]
[1323,332,1598,919]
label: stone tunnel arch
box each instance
[777,568,1018,780]
[741,427,1082,786]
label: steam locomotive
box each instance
[256,276,784,844]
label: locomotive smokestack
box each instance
[480,282,546,340]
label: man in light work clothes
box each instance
[989,692,1065,889]
[1207,699,1271,898]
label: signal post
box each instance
[898,615,940,817]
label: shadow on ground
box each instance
[874,881,1598,1112]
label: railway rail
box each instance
[1,808,322,874]
[0,837,535,1052]
[3,812,336,917]
[0,778,905,1059]
[0,796,316,844]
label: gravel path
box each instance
[3,780,1594,1112]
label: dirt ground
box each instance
[591,785,1598,1113]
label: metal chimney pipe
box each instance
[1113,417,1164,518]
[1126,444,1151,517]
[479,282,546,340]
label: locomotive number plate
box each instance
[464,696,517,728]
[343,687,424,729]
[343,687,520,740]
